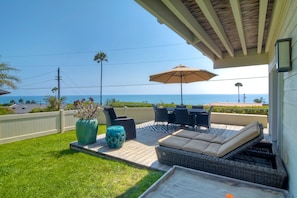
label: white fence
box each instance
[0,107,267,144]
[0,110,77,144]
[0,108,149,144]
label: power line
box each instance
[60,71,90,95]
[21,71,56,80]
[8,71,268,91]
[20,79,55,88]
[210,76,267,81]
[9,56,206,68]
[2,43,186,58]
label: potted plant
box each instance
[74,98,99,145]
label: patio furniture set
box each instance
[102,106,288,190]
[153,104,214,129]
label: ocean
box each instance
[0,94,268,105]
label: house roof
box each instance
[136,0,286,69]
[0,89,10,95]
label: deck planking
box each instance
[70,121,268,172]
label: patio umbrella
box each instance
[149,65,217,105]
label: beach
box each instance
[207,102,264,107]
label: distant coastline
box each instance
[0,94,268,105]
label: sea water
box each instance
[0,94,268,105]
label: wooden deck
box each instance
[70,121,269,172]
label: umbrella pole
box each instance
[181,83,183,105]
[180,74,183,105]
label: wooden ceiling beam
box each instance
[230,0,247,55]
[162,0,223,59]
[136,0,276,69]
[196,0,234,57]
[265,0,286,53]
[214,49,268,69]
[257,0,268,54]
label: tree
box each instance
[235,82,243,103]
[44,95,66,111]
[19,98,24,104]
[51,87,60,109]
[51,87,58,94]
[254,97,263,103]
[0,63,20,89]
[93,51,108,105]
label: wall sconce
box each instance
[275,38,292,72]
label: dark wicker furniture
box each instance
[156,122,288,189]
[195,105,214,129]
[103,106,136,140]
[153,106,168,124]
[174,108,195,128]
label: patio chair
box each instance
[195,105,214,129]
[176,105,186,108]
[192,105,204,109]
[103,106,136,140]
[174,108,195,128]
[152,104,158,111]
[153,106,168,124]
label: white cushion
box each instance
[182,140,211,154]
[172,130,201,139]
[158,135,190,149]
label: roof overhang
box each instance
[136,0,286,69]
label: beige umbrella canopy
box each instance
[149,65,217,104]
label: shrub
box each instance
[106,100,268,115]
[0,106,14,115]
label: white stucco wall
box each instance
[269,0,297,195]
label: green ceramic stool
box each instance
[106,125,126,148]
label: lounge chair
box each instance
[156,121,288,188]
[103,106,136,140]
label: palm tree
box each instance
[93,51,108,105]
[0,63,20,89]
[51,87,61,109]
[44,95,66,111]
[51,87,58,94]
[235,82,243,103]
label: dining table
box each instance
[165,107,207,127]
[167,107,206,114]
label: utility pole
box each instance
[56,67,61,109]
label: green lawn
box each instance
[0,126,163,197]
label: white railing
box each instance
[0,108,139,144]
[0,107,267,144]
[0,110,77,144]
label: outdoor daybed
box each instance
[156,121,288,189]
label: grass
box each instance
[0,125,163,197]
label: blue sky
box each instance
[0,0,268,96]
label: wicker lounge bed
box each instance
[156,122,288,189]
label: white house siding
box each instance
[269,0,297,195]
